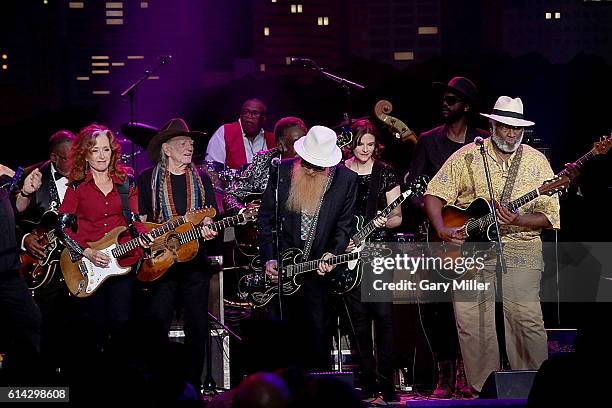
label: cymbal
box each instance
[120,122,159,148]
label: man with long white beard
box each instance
[423,96,560,396]
[257,125,357,370]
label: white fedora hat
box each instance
[480,96,535,127]
[294,125,342,168]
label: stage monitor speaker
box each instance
[480,370,537,399]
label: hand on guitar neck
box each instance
[199,216,218,240]
[562,162,580,185]
[264,252,336,283]
[84,232,154,268]
[317,252,335,275]
[344,213,388,253]
[494,202,520,226]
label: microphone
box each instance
[159,55,172,64]
[8,166,24,193]
[270,157,281,167]
[290,57,313,66]
[474,136,485,146]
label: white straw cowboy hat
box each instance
[294,125,342,168]
[480,96,535,127]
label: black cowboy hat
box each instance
[147,118,207,162]
[432,76,479,104]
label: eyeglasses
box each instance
[241,109,265,118]
[496,123,523,134]
[301,159,325,172]
[442,95,464,106]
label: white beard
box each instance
[492,133,523,153]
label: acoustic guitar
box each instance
[137,203,259,282]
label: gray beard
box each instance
[492,133,523,153]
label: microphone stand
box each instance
[477,140,510,370]
[120,56,170,168]
[273,159,284,321]
[298,58,365,147]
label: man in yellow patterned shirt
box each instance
[423,96,560,395]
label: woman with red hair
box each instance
[57,123,150,351]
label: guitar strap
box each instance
[499,145,523,206]
[301,166,336,262]
[117,176,140,233]
[116,176,144,273]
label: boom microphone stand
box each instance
[290,57,365,146]
[120,55,171,168]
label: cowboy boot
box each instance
[454,355,467,393]
[431,360,455,398]
[454,356,479,399]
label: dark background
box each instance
[2,0,610,388]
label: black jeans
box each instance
[82,274,135,352]
[422,301,459,362]
[345,286,394,393]
[266,274,333,371]
[145,261,210,389]
[0,270,42,369]
[33,271,72,370]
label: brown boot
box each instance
[454,357,479,399]
[454,356,467,393]
[431,360,455,399]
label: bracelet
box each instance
[20,190,34,198]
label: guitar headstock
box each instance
[185,206,217,224]
[539,175,570,197]
[241,201,260,223]
[360,243,393,260]
[336,131,353,149]
[406,175,429,197]
[593,135,612,156]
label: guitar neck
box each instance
[353,190,410,243]
[559,148,596,175]
[284,251,360,278]
[177,213,246,244]
[113,216,188,258]
[482,146,599,222]
[473,188,540,229]
[466,142,605,234]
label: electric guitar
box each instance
[442,136,611,237]
[19,210,63,291]
[328,175,428,295]
[137,203,259,282]
[433,136,612,267]
[60,207,215,297]
[240,243,392,308]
